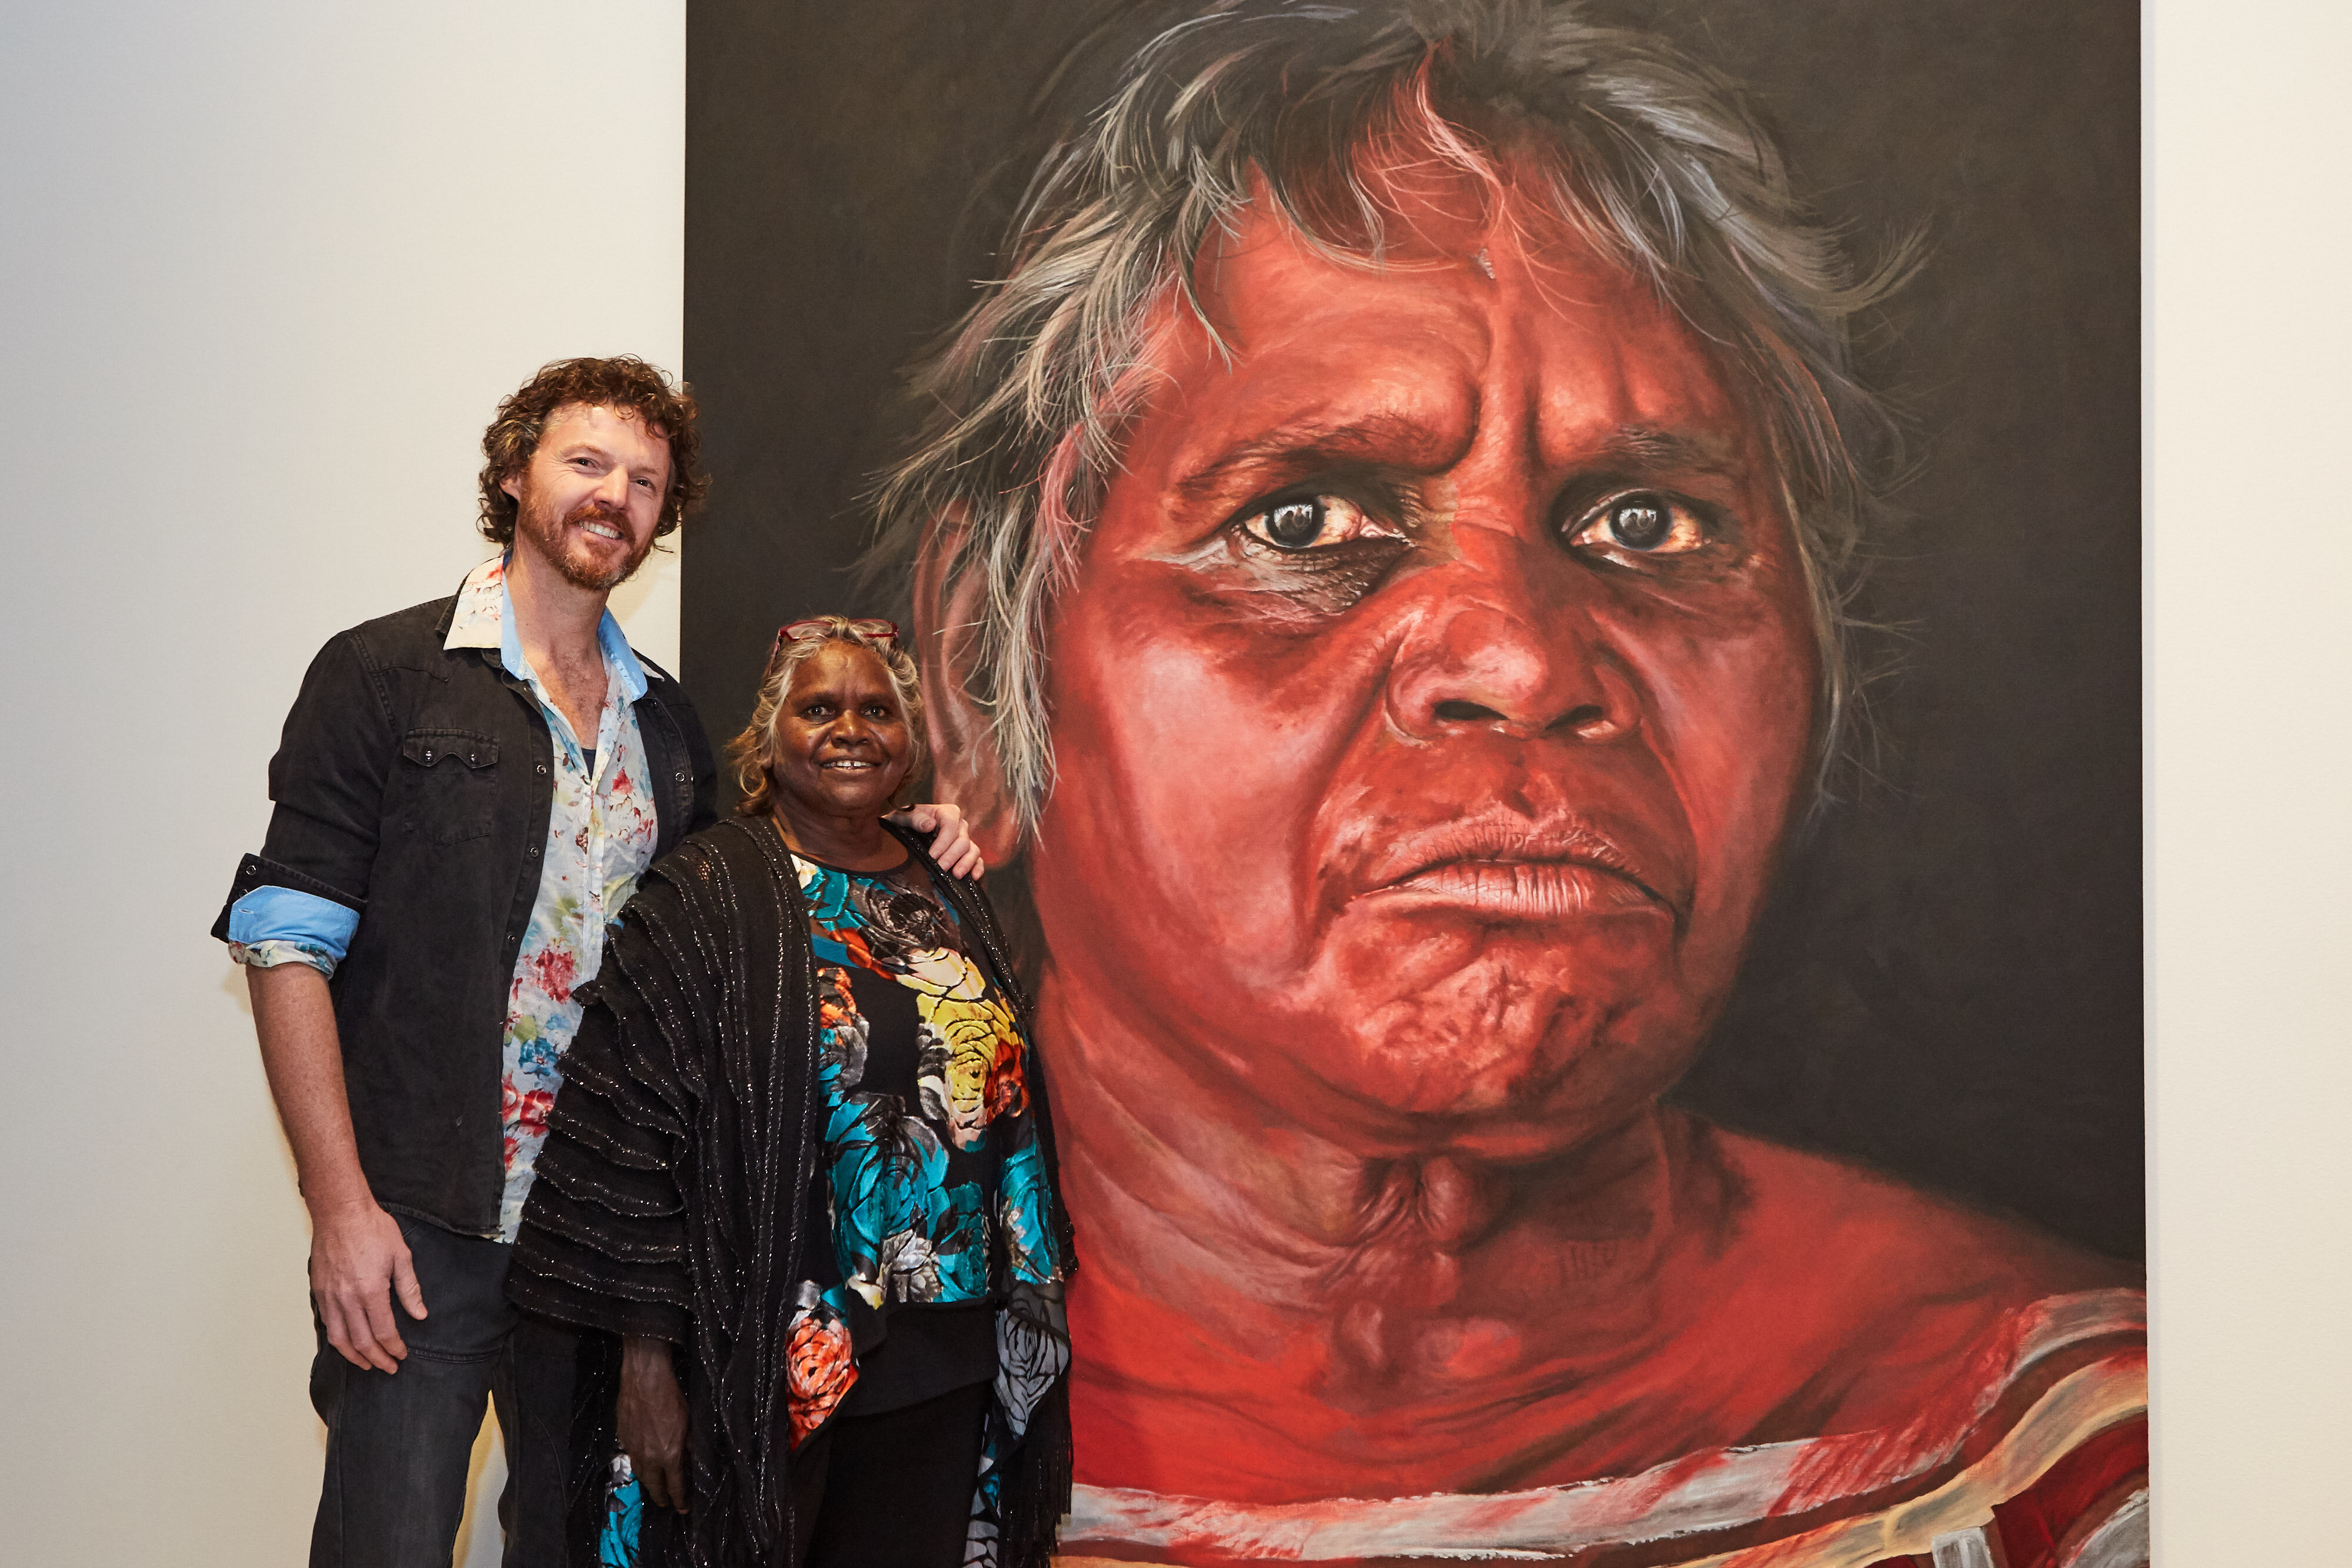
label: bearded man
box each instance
[216,357,979,1567]
[867,4,2148,1564]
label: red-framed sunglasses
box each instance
[774,617,901,650]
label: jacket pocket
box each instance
[398,730,500,844]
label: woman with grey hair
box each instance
[864,2,2146,1564]
[509,617,1075,1568]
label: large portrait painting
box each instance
[680,2,2142,1563]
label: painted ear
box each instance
[913,507,1025,868]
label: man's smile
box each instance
[568,507,629,543]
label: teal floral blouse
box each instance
[797,849,1063,1311]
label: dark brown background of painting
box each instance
[679,1,2142,1259]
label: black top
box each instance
[507,817,1077,1568]
[790,850,1065,1417]
[212,589,716,1235]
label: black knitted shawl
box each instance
[509,815,1077,1567]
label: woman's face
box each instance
[768,641,916,822]
[1020,178,1818,1158]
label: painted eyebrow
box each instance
[1584,425,1743,479]
[1172,412,1469,506]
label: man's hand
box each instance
[889,801,985,878]
[619,1335,691,1512]
[309,1198,426,1373]
[248,960,429,1375]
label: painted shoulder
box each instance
[1699,1121,2139,1298]
[1687,1118,2141,1430]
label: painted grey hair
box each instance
[867,0,1907,830]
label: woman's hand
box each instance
[889,801,986,878]
[618,1335,690,1512]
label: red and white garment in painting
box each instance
[1058,1289,2146,1568]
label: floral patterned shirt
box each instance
[797,848,1063,1310]
[599,841,1072,1568]
[229,556,660,1242]
[793,848,1070,1565]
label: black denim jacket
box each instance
[214,590,717,1236]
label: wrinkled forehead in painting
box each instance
[870,0,1902,827]
[1161,145,1772,509]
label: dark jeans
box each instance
[308,1215,573,1568]
[801,1379,991,1567]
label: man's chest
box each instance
[532,652,610,748]
[533,702,659,881]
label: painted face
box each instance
[769,641,917,821]
[1025,177,1820,1161]
[503,402,670,591]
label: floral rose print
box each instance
[446,556,663,1243]
[502,1081,556,1166]
[797,852,1064,1307]
[791,848,1068,1568]
[993,1281,1070,1440]
[786,1282,858,1449]
[920,994,1027,1149]
[816,966,870,1092]
[520,945,580,1005]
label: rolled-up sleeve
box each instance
[222,877,363,975]
[213,630,393,965]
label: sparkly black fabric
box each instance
[509,816,1076,1566]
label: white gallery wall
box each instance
[0,4,683,1563]
[0,1,2344,1564]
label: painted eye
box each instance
[1240,494,1395,551]
[1566,491,1709,557]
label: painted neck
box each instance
[1040,964,1685,1386]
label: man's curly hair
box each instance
[477,356,709,544]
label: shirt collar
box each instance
[443,554,649,704]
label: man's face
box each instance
[1024,172,1819,1161]
[502,402,670,592]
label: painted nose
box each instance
[1386,566,1639,746]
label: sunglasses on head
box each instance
[774,617,901,651]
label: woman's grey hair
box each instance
[867,0,1907,831]
[729,618,929,817]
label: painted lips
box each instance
[1357,813,1680,922]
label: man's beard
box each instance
[516,492,655,593]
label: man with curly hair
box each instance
[215,357,979,1567]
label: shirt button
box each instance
[423,748,435,763]
[536,764,549,776]
[528,847,541,859]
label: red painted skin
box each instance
[922,159,2132,1510]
